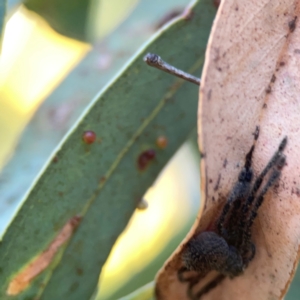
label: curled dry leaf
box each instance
[155,0,300,299]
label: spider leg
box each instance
[187,275,209,300]
[237,137,287,247]
[178,267,209,300]
[242,242,255,266]
[178,267,189,282]
[178,268,207,300]
[217,144,255,238]
[241,154,286,256]
[178,267,206,283]
[194,274,226,299]
[241,137,287,215]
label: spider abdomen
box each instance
[182,231,234,274]
[178,133,287,299]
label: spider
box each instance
[178,128,287,299]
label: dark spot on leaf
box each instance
[223,159,227,168]
[145,149,156,159]
[76,268,83,276]
[52,156,58,163]
[266,85,272,94]
[270,273,276,280]
[291,187,300,197]
[271,74,276,83]
[137,149,156,170]
[294,49,300,54]
[288,16,297,33]
[138,153,149,170]
[263,103,267,109]
[253,126,260,140]
[82,131,96,144]
[279,61,285,67]
[214,174,221,191]
[156,136,168,149]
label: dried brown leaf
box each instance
[156,0,300,299]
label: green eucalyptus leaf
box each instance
[0,0,216,299]
[0,0,191,236]
[24,0,90,40]
[286,266,300,300]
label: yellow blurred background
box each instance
[0,0,140,168]
[0,6,90,168]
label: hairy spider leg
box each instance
[187,276,211,300]
[241,137,287,216]
[217,144,255,238]
[178,266,209,300]
[178,267,207,283]
[240,153,286,259]
[178,258,225,299]
[178,267,190,283]
[236,137,288,248]
[219,126,260,235]
[187,273,209,300]
[194,274,226,299]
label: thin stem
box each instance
[143,53,201,86]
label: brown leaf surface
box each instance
[155,0,300,299]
